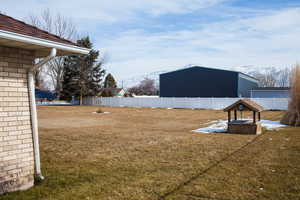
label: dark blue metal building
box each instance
[159,66,258,97]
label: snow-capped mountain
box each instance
[231,65,279,76]
[120,65,195,88]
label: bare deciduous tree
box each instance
[277,67,292,87]
[128,78,158,95]
[254,68,277,87]
[252,67,292,87]
[27,9,78,97]
[281,64,300,126]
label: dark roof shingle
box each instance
[0,14,76,46]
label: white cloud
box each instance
[99,7,300,83]
[2,1,300,85]
[249,8,300,32]
[2,0,228,23]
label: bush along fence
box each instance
[83,97,289,110]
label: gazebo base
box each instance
[228,120,262,134]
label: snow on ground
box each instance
[37,101,71,106]
[260,120,287,130]
[133,95,159,98]
[92,112,110,114]
[192,119,287,133]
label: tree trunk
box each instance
[56,78,61,99]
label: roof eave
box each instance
[238,72,259,83]
[0,29,90,56]
[224,99,264,112]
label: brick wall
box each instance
[0,46,35,194]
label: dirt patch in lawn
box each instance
[2,106,299,200]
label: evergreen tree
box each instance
[61,56,80,101]
[61,36,105,103]
[100,89,114,97]
[104,73,117,88]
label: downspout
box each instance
[28,48,57,182]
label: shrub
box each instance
[100,90,114,97]
[281,64,300,126]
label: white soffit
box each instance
[0,29,90,57]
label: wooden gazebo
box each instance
[224,99,264,134]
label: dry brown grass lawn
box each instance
[1,106,300,200]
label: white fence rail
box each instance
[83,97,289,110]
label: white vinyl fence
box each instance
[83,97,289,110]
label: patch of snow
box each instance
[37,101,71,106]
[92,112,110,114]
[203,120,218,125]
[192,119,286,133]
[260,120,286,130]
[134,95,159,98]
[193,120,227,133]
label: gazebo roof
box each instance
[224,99,264,112]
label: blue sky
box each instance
[2,0,300,86]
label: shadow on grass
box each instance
[158,133,264,200]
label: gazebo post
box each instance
[253,111,256,123]
[258,112,261,121]
[234,110,237,120]
[228,111,231,123]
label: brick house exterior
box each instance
[0,47,35,193]
[0,14,89,194]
